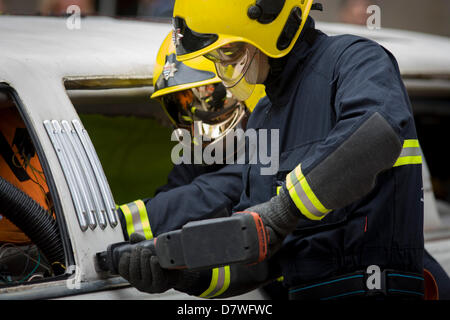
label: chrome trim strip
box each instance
[44,120,89,232]
[61,121,107,230]
[72,120,118,228]
[54,120,97,230]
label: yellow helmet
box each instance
[152,32,221,99]
[152,31,266,161]
[172,0,315,61]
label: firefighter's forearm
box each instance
[284,112,403,221]
[244,112,404,249]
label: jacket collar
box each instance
[264,17,318,107]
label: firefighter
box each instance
[165,0,447,299]
[116,32,275,298]
[118,0,445,300]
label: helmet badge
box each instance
[163,61,178,80]
[172,28,184,47]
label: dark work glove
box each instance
[242,187,300,257]
[118,233,183,294]
[118,233,205,295]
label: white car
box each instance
[0,16,449,300]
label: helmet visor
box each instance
[161,83,240,128]
[162,84,248,153]
[205,43,261,101]
[204,43,257,87]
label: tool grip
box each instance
[96,239,156,274]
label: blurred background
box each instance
[0,0,449,36]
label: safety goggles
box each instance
[204,43,258,88]
[204,43,262,101]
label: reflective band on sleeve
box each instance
[135,200,153,240]
[199,266,230,299]
[393,139,422,167]
[403,139,420,148]
[119,200,153,240]
[286,164,331,221]
[119,204,135,237]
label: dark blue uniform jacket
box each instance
[233,19,424,288]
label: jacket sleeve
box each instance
[177,259,281,299]
[118,164,243,239]
[283,38,418,221]
[154,163,207,194]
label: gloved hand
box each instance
[118,233,183,294]
[238,187,300,257]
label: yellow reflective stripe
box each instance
[277,276,284,282]
[120,200,153,239]
[403,139,420,148]
[286,164,330,221]
[199,268,219,298]
[393,139,422,167]
[286,173,322,221]
[119,204,135,237]
[211,266,230,298]
[276,186,281,195]
[394,156,422,167]
[199,266,230,298]
[135,200,153,240]
[295,166,330,215]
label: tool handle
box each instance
[96,212,269,274]
[96,239,156,274]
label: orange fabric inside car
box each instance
[0,108,50,244]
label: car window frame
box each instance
[0,83,75,292]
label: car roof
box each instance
[317,22,450,78]
[0,16,171,87]
[1,16,449,85]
